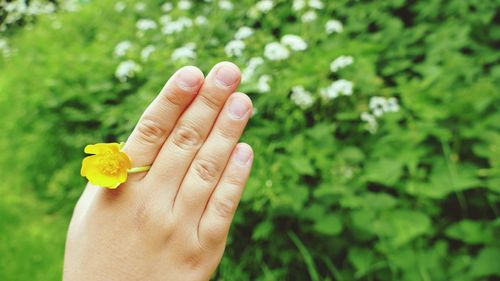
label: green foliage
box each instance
[1,0,499,280]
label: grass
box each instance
[0,185,68,281]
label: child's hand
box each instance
[63,62,253,281]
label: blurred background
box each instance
[0,0,499,280]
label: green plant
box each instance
[0,0,499,280]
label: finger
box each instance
[198,143,253,246]
[144,62,241,201]
[122,66,204,171]
[174,93,252,223]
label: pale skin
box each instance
[63,62,253,281]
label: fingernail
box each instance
[228,97,249,119]
[215,63,240,87]
[177,66,201,89]
[234,145,251,164]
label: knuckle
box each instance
[213,197,236,219]
[136,117,167,145]
[217,124,240,140]
[161,90,185,108]
[203,223,228,245]
[224,176,245,188]
[183,250,204,271]
[193,158,220,184]
[199,92,223,111]
[172,123,202,151]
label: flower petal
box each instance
[81,155,126,188]
[84,143,121,155]
[117,151,132,169]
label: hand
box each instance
[63,62,253,281]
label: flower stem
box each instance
[128,166,151,173]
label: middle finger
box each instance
[143,62,241,203]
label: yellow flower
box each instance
[80,143,132,189]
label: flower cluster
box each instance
[330,55,354,72]
[107,0,362,118]
[113,41,132,58]
[241,57,263,81]
[136,19,157,31]
[325,20,343,34]
[290,86,314,109]
[361,97,400,133]
[0,0,78,32]
[369,96,399,117]
[264,34,307,61]
[320,79,354,100]
[225,26,254,58]
[291,0,325,23]
[115,60,141,82]
[172,43,197,61]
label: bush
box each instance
[0,0,499,280]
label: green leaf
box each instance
[470,247,500,277]
[348,247,376,278]
[363,158,403,186]
[373,210,431,247]
[313,214,343,236]
[252,220,273,241]
[289,158,316,176]
[445,220,495,245]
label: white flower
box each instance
[172,43,196,61]
[161,2,173,12]
[320,79,354,100]
[326,19,343,34]
[161,17,192,35]
[256,0,273,12]
[61,0,79,12]
[113,41,132,58]
[225,40,245,57]
[235,26,253,40]
[264,42,290,61]
[387,97,400,112]
[115,60,141,82]
[330,55,354,72]
[369,96,399,117]
[242,57,265,82]
[361,112,378,134]
[136,19,157,31]
[361,112,375,123]
[302,10,317,22]
[140,45,156,61]
[281,34,307,51]
[219,0,234,10]
[369,96,386,116]
[161,21,184,35]
[114,2,126,12]
[293,0,323,10]
[292,0,306,11]
[257,75,271,93]
[134,2,146,12]
[195,16,208,25]
[290,86,314,109]
[178,0,192,10]
[308,0,324,9]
